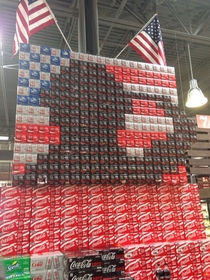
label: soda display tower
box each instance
[0,43,210,279]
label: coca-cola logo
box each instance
[2,223,15,232]
[0,234,13,244]
[33,221,47,230]
[3,200,18,208]
[102,264,117,274]
[35,209,48,218]
[34,198,48,207]
[33,244,47,254]
[2,211,16,220]
[101,252,116,261]
[70,259,92,270]
[72,274,94,280]
[33,232,47,242]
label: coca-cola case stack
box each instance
[100,248,132,280]
[63,251,102,280]
[30,251,64,280]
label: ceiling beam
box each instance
[99,16,210,47]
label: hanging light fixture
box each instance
[185,43,208,108]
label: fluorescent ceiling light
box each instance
[0,136,9,140]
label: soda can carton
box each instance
[89,235,106,250]
[102,259,125,277]
[100,248,124,262]
[125,259,142,272]
[1,255,30,277]
[30,251,64,271]
[30,240,49,254]
[63,252,102,272]
[64,268,103,280]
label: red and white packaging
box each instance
[89,225,105,237]
[0,219,18,233]
[61,205,79,217]
[32,186,50,197]
[60,227,78,239]
[125,259,142,272]
[30,240,49,254]
[150,243,166,256]
[60,238,78,252]
[17,229,30,242]
[89,214,105,226]
[124,246,141,260]
[32,196,50,208]
[0,197,20,209]
[87,184,104,195]
[30,229,49,243]
[0,243,17,257]
[177,253,193,267]
[88,204,104,215]
[89,235,106,249]
[0,231,17,245]
[30,218,49,231]
[178,264,194,278]
[60,217,78,229]
[0,209,19,221]
[61,185,79,196]
[61,195,79,206]
[31,207,50,219]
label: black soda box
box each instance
[63,252,102,272]
[99,248,124,262]
[63,267,103,280]
[102,259,125,278]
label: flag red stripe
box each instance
[30,19,55,36]
[133,33,160,64]
[13,0,55,56]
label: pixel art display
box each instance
[12,43,197,186]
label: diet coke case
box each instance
[30,251,64,271]
[63,252,102,272]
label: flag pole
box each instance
[44,0,72,52]
[115,13,158,59]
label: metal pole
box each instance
[187,43,194,80]
[78,0,86,53]
[85,0,99,55]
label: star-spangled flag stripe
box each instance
[29,1,55,36]
[13,0,55,56]
[128,15,167,66]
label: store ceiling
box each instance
[1,0,210,140]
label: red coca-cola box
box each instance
[32,185,50,196]
[0,231,17,245]
[32,196,50,208]
[30,218,49,231]
[88,204,105,215]
[178,264,194,278]
[31,206,50,219]
[125,258,142,272]
[89,214,105,226]
[30,229,49,244]
[61,185,79,196]
[0,196,20,209]
[61,205,79,217]
[60,216,78,229]
[61,195,79,206]
[60,227,78,239]
[18,218,30,230]
[88,194,104,205]
[124,246,141,260]
[0,208,19,221]
[20,196,32,207]
[150,243,166,257]
[89,235,106,249]
[162,230,178,242]
[12,163,26,174]
[0,243,17,257]
[30,240,49,254]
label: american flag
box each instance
[128,15,167,66]
[13,0,55,56]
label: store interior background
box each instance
[1,0,210,231]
